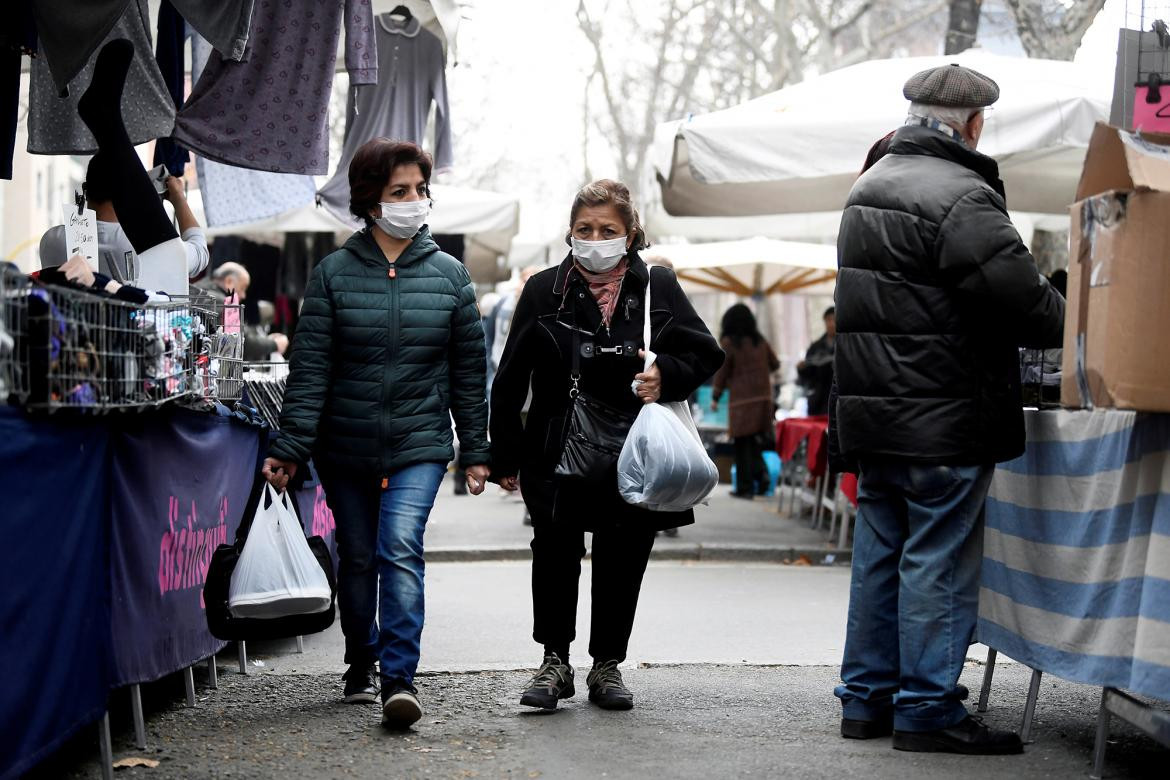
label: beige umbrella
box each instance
[649,238,837,298]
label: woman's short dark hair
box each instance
[348,138,433,226]
[721,303,762,348]
[565,179,648,251]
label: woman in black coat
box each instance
[490,179,724,712]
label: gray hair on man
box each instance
[212,261,251,287]
[907,102,982,132]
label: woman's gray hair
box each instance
[908,102,981,132]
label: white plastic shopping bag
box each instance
[228,484,331,618]
[618,269,719,512]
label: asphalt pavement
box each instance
[37,560,1169,779]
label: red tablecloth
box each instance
[840,472,858,507]
[775,415,830,479]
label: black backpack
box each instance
[203,473,336,641]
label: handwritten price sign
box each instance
[62,204,99,272]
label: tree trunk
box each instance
[945,0,982,54]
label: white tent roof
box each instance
[650,238,837,298]
[653,51,1112,220]
[192,183,520,282]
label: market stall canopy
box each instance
[650,238,837,297]
[653,51,1112,219]
[193,183,520,281]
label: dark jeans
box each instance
[834,460,993,732]
[733,434,767,495]
[531,521,656,664]
[317,461,445,684]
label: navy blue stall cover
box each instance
[295,461,338,569]
[109,410,261,686]
[0,408,112,780]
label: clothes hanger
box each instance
[389,4,413,22]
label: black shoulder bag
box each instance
[553,302,638,485]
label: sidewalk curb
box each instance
[426,545,851,566]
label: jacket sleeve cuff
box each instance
[458,450,491,469]
[655,354,695,403]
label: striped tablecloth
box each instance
[978,409,1170,702]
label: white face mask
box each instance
[572,236,628,272]
[373,199,430,239]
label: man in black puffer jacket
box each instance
[832,65,1064,756]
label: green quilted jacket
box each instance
[269,227,489,476]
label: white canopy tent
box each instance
[190,183,520,282]
[650,50,1112,236]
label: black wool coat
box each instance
[833,125,1065,466]
[490,253,725,532]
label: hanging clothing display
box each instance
[187,33,317,226]
[27,0,174,156]
[31,0,253,96]
[173,0,378,175]
[317,13,452,221]
[0,3,35,179]
[152,1,189,176]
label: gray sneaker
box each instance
[520,653,575,709]
[586,660,634,710]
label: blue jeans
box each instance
[319,461,444,684]
[834,461,993,732]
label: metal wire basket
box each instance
[181,292,245,404]
[17,281,194,412]
[0,264,30,405]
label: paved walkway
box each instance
[423,480,844,562]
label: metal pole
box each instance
[207,655,218,689]
[1090,688,1111,780]
[1020,668,1043,742]
[977,648,998,713]
[184,666,196,708]
[296,635,304,654]
[131,684,146,749]
[238,641,248,675]
[99,713,114,780]
[838,503,851,549]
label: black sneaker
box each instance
[892,715,1024,755]
[520,653,575,710]
[841,715,894,739]
[381,679,423,729]
[342,664,379,704]
[586,660,634,710]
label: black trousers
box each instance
[734,434,767,495]
[530,521,656,664]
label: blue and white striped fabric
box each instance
[978,409,1170,702]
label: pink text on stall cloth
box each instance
[157,495,229,607]
[311,485,335,540]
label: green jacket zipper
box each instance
[379,261,400,480]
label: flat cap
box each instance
[903,63,1000,108]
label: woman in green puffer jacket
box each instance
[263,139,491,730]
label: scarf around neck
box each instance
[573,258,629,327]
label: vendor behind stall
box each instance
[39,153,210,285]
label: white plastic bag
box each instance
[228,484,331,619]
[617,269,719,512]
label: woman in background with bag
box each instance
[710,304,780,499]
[262,139,491,729]
[490,179,723,712]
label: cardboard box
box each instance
[1062,123,1170,412]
